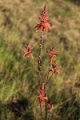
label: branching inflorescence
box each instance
[23,5,60,120]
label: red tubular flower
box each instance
[23,52,33,58]
[23,44,33,59]
[35,22,51,32]
[48,61,60,75]
[37,96,48,104]
[47,48,58,64]
[37,83,45,96]
[35,5,51,32]
[37,83,48,104]
[25,44,32,52]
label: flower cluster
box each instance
[23,44,33,59]
[35,5,51,32]
[47,48,58,64]
[48,61,60,75]
[37,83,48,104]
[37,83,54,110]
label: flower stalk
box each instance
[37,31,44,84]
[23,5,60,120]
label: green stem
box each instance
[30,61,43,84]
[45,100,47,120]
[45,73,53,86]
[40,103,43,120]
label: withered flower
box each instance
[48,104,54,109]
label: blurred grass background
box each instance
[0,0,80,119]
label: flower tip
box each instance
[49,27,52,30]
[36,29,38,32]
[23,53,26,58]
[32,56,34,59]
[57,71,60,75]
